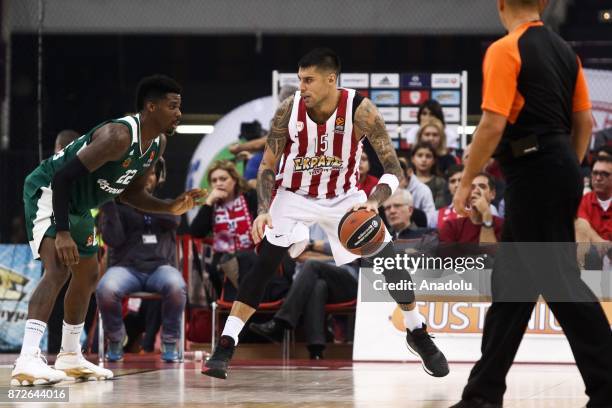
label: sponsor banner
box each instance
[379,107,399,122]
[370,73,400,88]
[356,89,369,98]
[278,73,299,88]
[431,73,462,89]
[386,123,399,139]
[400,73,431,89]
[400,107,419,123]
[340,73,369,88]
[370,90,400,106]
[432,90,461,105]
[443,107,461,122]
[0,245,44,351]
[399,125,419,149]
[354,280,612,362]
[401,90,430,105]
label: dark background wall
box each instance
[1,33,497,241]
[2,0,611,242]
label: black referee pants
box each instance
[462,149,612,407]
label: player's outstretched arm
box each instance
[52,123,132,266]
[119,136,206,215]
[251,95,293,243]
[352,98,403,213]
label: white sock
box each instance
[21,319,47,356]
[61,321,84,353]
[221,316,245,345]
[402,306,425,331]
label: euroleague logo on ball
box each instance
[338,209,385,256]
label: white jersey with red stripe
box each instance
[276,88,363,199]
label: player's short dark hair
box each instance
[135,75,182,111]
[298,48,341,76]
[475,172,496,191]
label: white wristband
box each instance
[377,173,399,195]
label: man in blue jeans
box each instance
[96,159,186,362]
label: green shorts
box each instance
[24,178,99,260]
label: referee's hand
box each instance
[453,183,471,217]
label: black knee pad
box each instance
[235,238,288,309]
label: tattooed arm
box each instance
[352,98,403,210]
[251,95,293,242]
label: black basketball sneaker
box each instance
[201,335,235,379]
[405,324,449,377]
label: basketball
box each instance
[337,209,386,256]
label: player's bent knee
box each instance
[235,238,288,308]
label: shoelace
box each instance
[33,350,48,365]
[413,330,438,355]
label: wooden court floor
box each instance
[0,354,590,407]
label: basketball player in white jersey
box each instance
[203,48,448,379]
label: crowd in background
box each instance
[21,96,612,360]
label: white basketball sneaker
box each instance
[54,351,114,381]
[11,349,67,386]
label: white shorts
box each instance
[265,188,392,266]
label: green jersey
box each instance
[26,114,161,213]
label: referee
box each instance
[451,1,612,407]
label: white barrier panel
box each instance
[353,275,612,363]
[272,70,468,150]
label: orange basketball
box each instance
[337,209,386,256]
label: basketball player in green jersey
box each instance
[11,75,205,386]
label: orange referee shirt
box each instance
[482,21,591,141]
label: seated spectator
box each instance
[411,142,448,209]
[416,117,460,175]
[248,224,358,360]
[592,126,612,153]
[438,165,464,227]
[190,160,257,297]
[398,157,437,228]
[462,142,504,181]
[438,165,499,228]
[439,172,503,244]
[404,99,460,149]
[229,120,266,189]
[595,145,612,158]
[576,155,612,244]
[463,143,505,208]
[357,151,379,195]
[96,158,186,362]
[384,189,435,240]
